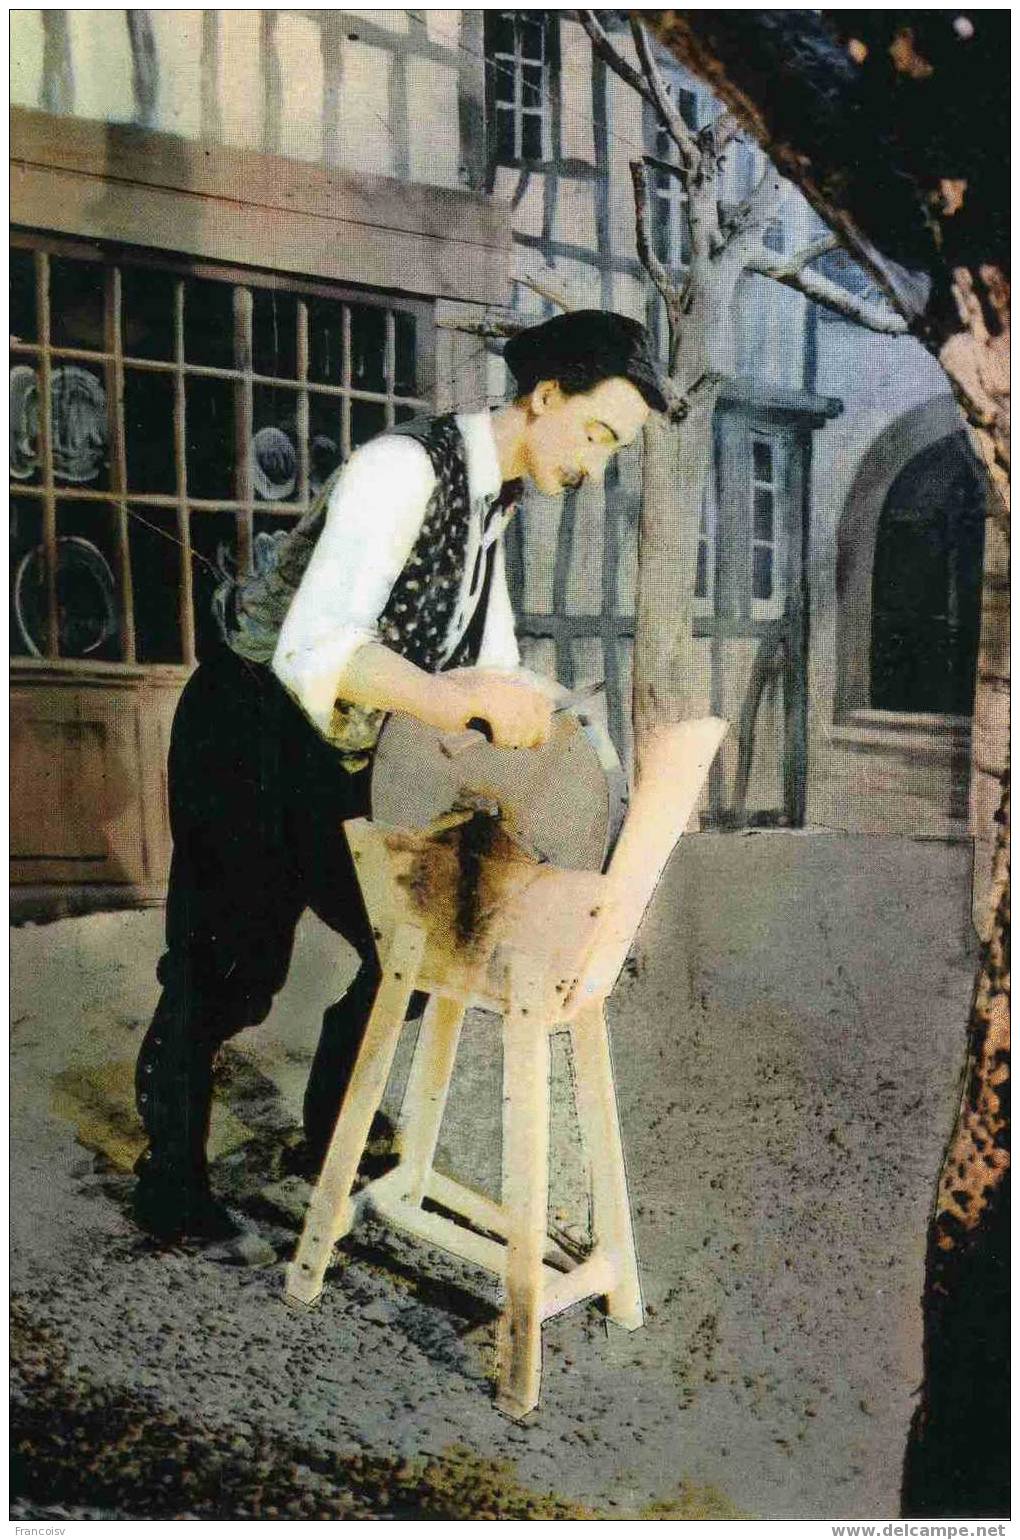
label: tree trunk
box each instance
[936,262,1010,939]
[632,386,718,775]
[632,238,741,773]
[902,766,1010,1517]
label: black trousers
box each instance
[134,644,378,1189]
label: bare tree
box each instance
[578,13,906,775]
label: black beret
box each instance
[503,309,670,413]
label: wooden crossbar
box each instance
[362,1172,616,1323]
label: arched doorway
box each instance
[870,433,986,716]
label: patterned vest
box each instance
[213,414,496,769]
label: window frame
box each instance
[748,430,783,622]
[645,78,701,276]
[9,228,434,672]
[485,11,558,169]
[693,452,718,618]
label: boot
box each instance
[132,1157,244,1243]
[132,989,243,1243]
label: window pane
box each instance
[349,305,387,394]
[254,511,298,545]
[10,498,43,656]
[677,213,691,266]
[129,506,183,663]
[752,438,773,481]
[189,509,238,660]
[489,57,513,110]
[520,110,543,160]
[753,486,774,540]
[521,63,542,108]
[252,288,297,380]
[520,17,545,59]
[185,378,234,499]
[121,264,177,361]
[487,12,515,59]
[56,500,123,661]
[394,403,419,426]
[695,540,708,600]
[351,400,387,451]
[752,543,774,601]
[184,278,235,370]
[676,87,698,129]
[394,311,418,398]
[653,200,670,263]
[51,364,110,490]
[309,394,343,492]
[308,297,345,385]
[10,249,37,344]
[49,258,106,351]
[124,369,177,493]
[252,385,300,501]
[10,359,41,486]
[495,105,516,161]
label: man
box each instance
[132,309,667,1242]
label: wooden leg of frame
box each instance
[570,1001,643,1331]
[394,994,466,1203]
[285,924,425,1307]
[494,957,550,1420]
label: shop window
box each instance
[9,237,430,667]
[485,11,557,165]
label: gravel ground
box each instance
[10,833,977,1521]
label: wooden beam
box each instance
[10,107,513,308]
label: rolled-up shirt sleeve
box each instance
[271,435,436,734]
[476,534,521,670]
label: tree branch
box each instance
[518,275,575,312]
[746,252,909,333]
[630,16,699,167]
[687,160,719,265]
[642,153,686,183]
[745,164,787,229]
[715,165,788,266]
[436,316,522,339]
[630,158,674,304]
[778,233,840,273]
[578,10,656,110]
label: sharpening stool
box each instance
[284,718,727,1419]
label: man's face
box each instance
[520,376,651,497]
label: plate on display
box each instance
[13,535,118,658]
[252,425,297,500]
[9,365,40,479]
[50,366,108,483]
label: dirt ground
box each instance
[10,832,977,1521]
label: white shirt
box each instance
[271,412,521,737]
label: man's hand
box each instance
[431,668,555,750]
